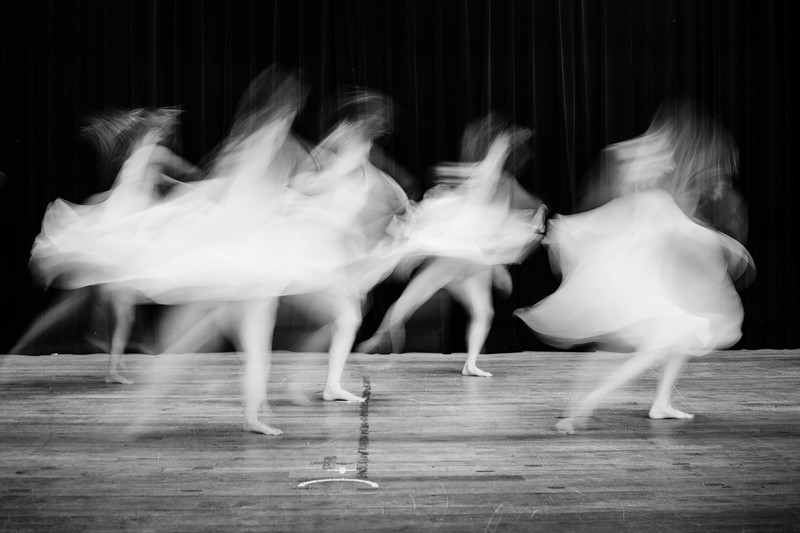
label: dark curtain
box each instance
[1,0,796,352]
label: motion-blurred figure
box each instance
[102,76,410,434]
[358,114,546,376]
[278,90,411,400]
[515,101,754,433]
[17,108,198,384]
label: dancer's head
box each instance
[649,100,738,203]
[460,113,532,177]
[141,107,183,145]
[81,107,183,183]
[229,66,310,144]
[318,89,393,162]
[335,90,394,142]
[609,99,738,213]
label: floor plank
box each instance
[1,350,799,532]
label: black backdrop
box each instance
[1,0,797,353]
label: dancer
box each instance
[109,76,410,434]
[116,69,319,435]
[515,101,753,433]
[284,91,411,397]
[21,108,198,384]
[358,114,546,377]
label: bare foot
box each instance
[243,420,283,436]
[648,405,695,420]
[105,372,133,385]
[461,363,492,377]
[322,386,365,402]
[555,418,576,435]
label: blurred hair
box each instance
[460,113,532,176]
[228,66,310,143]
[652,99,738,204]
[81,107,183,185]
[331,89,394,141]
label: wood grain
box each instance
[1,350,798,532]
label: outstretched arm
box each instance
[149,145,202,182]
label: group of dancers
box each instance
[16,67,753,435]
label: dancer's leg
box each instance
[357,258,464,353]
[238,298,282,435]
[159,304,228,354]
[10,288,94,354]
[284,293,335,353]
[124,303,234,435]
[648,353,694,420]
[556,349,669,434]
[323,293,365,402]
[491,265,513,297]
[448,269,494,377]
[106,289,136,384]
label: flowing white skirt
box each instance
[391,184,544,270]
[515,189,751,353]
[31,166,405,304]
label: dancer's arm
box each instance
[150,145,202,181]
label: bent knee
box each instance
[334,311,363,332]
[472,307,494,325]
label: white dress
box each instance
[515,187,751,353]
[30,142,163,289]
[390,160,543,272]
[40,123,412,305]
[118,160,408,303]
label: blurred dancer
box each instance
[19,108,197,384]
[116,79,410,434]
[281,90,411,400]
[515,101,753,433]
[358,115,546,376]
[116,69,315,435]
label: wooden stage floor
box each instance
[1,350,798,532]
